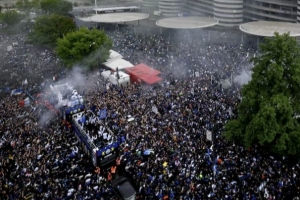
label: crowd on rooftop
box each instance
[0,24,299,200]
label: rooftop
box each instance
[77,12,149,23]
[156,17,218,29]
[239,21,300,37]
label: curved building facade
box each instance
[298,0,300,22]
[142,0,159,8]
[243,0,297,22]
[176,0,298,27]
[213,0,243,27]
[184,0,214,17]
[159,0,182,17]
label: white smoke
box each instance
[233,70,252,86]
[37,66,104,125]
[38,110,56,126]
[49,66,103,96]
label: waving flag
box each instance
[11,89,23,96]
[98,109,107,120]
[81,115,86,124]
[143,149,154,156]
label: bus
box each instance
[59,101,126,168]
[47,83,125,168]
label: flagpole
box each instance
[212,127,216,180]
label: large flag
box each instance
[152,105,158,114]
[24,97,30,107]
[81,114,86,124]
[206,130,212,141]
[22,79,28,86]
[98,109,107,120]
[143,149,154,156]
[11,89,23,96]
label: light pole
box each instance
[95,0,97,15]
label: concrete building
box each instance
[142,0,159,8]
[181,0,299,26]
[213,0,243,27]
[158,0,183,17]
[243,0,297,23]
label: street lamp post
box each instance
[95,0,97,15]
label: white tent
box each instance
[108,50,123,61]
[103,58,133,71]
[101,70,130,86]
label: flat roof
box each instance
[140,74,162,85]
[239,21,300,37]
[156,17,218,29]
[128,63,161,76]
[103,58,134,71]
[77,12,149,23]
[93,6,140,12]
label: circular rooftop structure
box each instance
[78,12,149,23]
[156,17,218,29]
[240,21,300,37]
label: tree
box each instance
[28,14,76,46]
[16,0,41,12]
[40,0,72,16]
[15,0,32,13]
[0,10,24,26]
[4,4,10,11]
[56,27,113,68]
[224,33,300,155]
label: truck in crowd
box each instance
[44,83,126,168]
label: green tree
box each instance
[224,33,300,155]
[18,0,41,11]
[0,10,24,26]
[56,27,113,68]
[15,0,33,13]
[40,0,72,16]
[28,14,76,46]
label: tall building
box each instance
[213,0,243,27]
[142,0,159,8]
[182,0,299,26]
[243,0,297,22]
[159,0,183,16]
[298,0,300,22]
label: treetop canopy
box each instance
[55,27,113,69]
[224,32,300,155]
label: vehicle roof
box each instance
[112,177,136,198]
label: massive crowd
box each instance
[0,23,300,200]
[0,33,64,96]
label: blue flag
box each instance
[81,115,86,123]
[11,89,23,96]
[98,109,107,120]
[143,149,154,156]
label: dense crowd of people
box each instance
[0,23,300,200]
[0,33,65,96]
